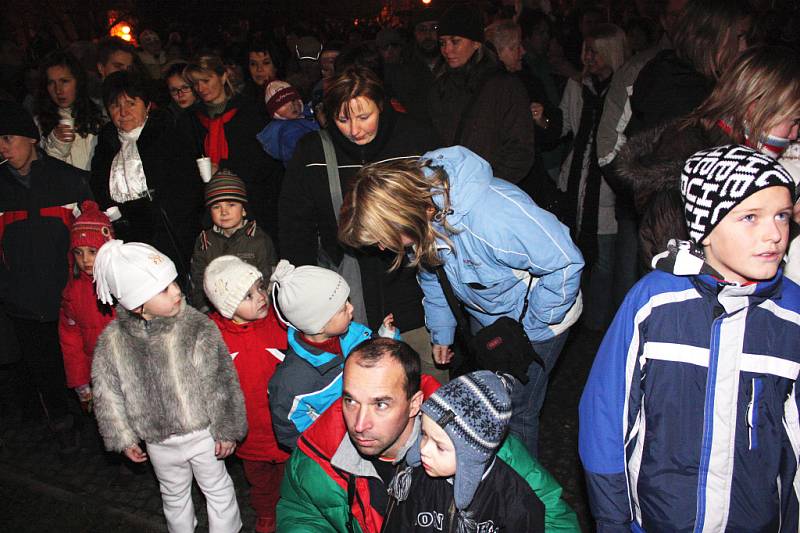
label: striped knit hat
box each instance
[406,371,513,510]
[205,169,248,207]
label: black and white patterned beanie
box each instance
[406,371,513,511]
[681,144,795,244]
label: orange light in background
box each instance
[108,13,137,45]
[422,0,432,4]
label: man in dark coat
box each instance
[0,101,92,452]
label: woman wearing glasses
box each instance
[164,62,196,123]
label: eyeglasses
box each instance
[296,43,322,61]
[416,23,438,34]
[169,85,192,96]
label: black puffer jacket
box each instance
[278,106,438,332]
[626,50,714,136]
[614,120,731,267]
[177,95,283,244]
[91,110,204,271]
[428,53,535,184]
[0,151,92,321]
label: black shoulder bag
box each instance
[434,266,543,383]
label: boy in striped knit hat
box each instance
[190,169,277,310]
[384,371,546,532]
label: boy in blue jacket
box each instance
[267,260,399,449]
[579,145,800,532]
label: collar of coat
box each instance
[115,299,186,337]
[330,414,421,480]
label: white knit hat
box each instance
[93,240,178,310]
[270,259,350,334]
[203,255,263,319]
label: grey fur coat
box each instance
[92,300,247,452]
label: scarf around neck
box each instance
[197,106,238,164]
[109,122,149,203]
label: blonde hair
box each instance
[184,55,235,98]
[684,46,800,146]
[338,158,458,270]
[585,23,627,73]
[486,20,521,52]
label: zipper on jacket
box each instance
[447,500,456,533]
[747,377,761,450]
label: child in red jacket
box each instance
[203,255,289,533]
[58,200,115,413]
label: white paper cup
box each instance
[196,157,212,183]
[58,117,75,127]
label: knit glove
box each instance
[75,384,93,414]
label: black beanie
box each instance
[0,100,39,141]
[438,4,485,43]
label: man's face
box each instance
[342,355,423,459]
[0,134,37,173]
[414,21,439,53]
[97,50,134,79]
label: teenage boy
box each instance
[580,145,800,531]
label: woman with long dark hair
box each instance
[37,51,104,171]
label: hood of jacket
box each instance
[423,145,494,227]
[614,120,730,213]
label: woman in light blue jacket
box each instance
[338,145,584,456]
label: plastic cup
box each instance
[58,117,75,142]
[196,157,212,183]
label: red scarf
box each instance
[197,108,238,164]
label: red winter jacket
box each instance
[58,271,116,388]
[210,310,290,462]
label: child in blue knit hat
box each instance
[383,371,545,532]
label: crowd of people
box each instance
[2,0,800,531]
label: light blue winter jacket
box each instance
[419,146,584,346]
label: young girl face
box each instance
[233,279,268,323]
[166,74,196,109]
[419,413,457,478]
[140,281,182,320]
[73,246,97,276]
[46,65,77,109]
[248,51,277,87]
[209,201,245,236]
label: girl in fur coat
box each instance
[59,201,116,413]
[91,240,247,533]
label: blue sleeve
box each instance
[490,195,584,342]
[579,288,646,531]
[418,266,457,346]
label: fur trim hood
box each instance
[614,120,729,214]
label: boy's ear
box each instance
[409,389,424,418]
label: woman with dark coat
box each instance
[428,3,535,184]
[278,66,446,383]
[180,55,283,242]
[90,71,203,277]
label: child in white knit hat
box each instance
[267,259,398,449]
[91,240,247,533]
[203,255,289,533]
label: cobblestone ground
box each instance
[0,326,601,532]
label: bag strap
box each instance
[434,266,473,342]
[319,129,343,223]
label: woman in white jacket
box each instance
[557,23,626,331]
[36,51,104,171]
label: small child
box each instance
[268,259,398,449]
[256,80,320,165]
[204,255,289,533]
[580,145,800,531]
[190,169,277,309]
[59,200,116,413]
[384,371,545,532]
[91,240,247,533]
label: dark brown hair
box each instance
[322,65,385,124]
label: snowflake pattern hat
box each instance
[406,370,513,510]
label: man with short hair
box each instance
[96,37,135,79]
[0,100,92,453]
[277,338,580,532]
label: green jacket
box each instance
[277,399,580,533]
